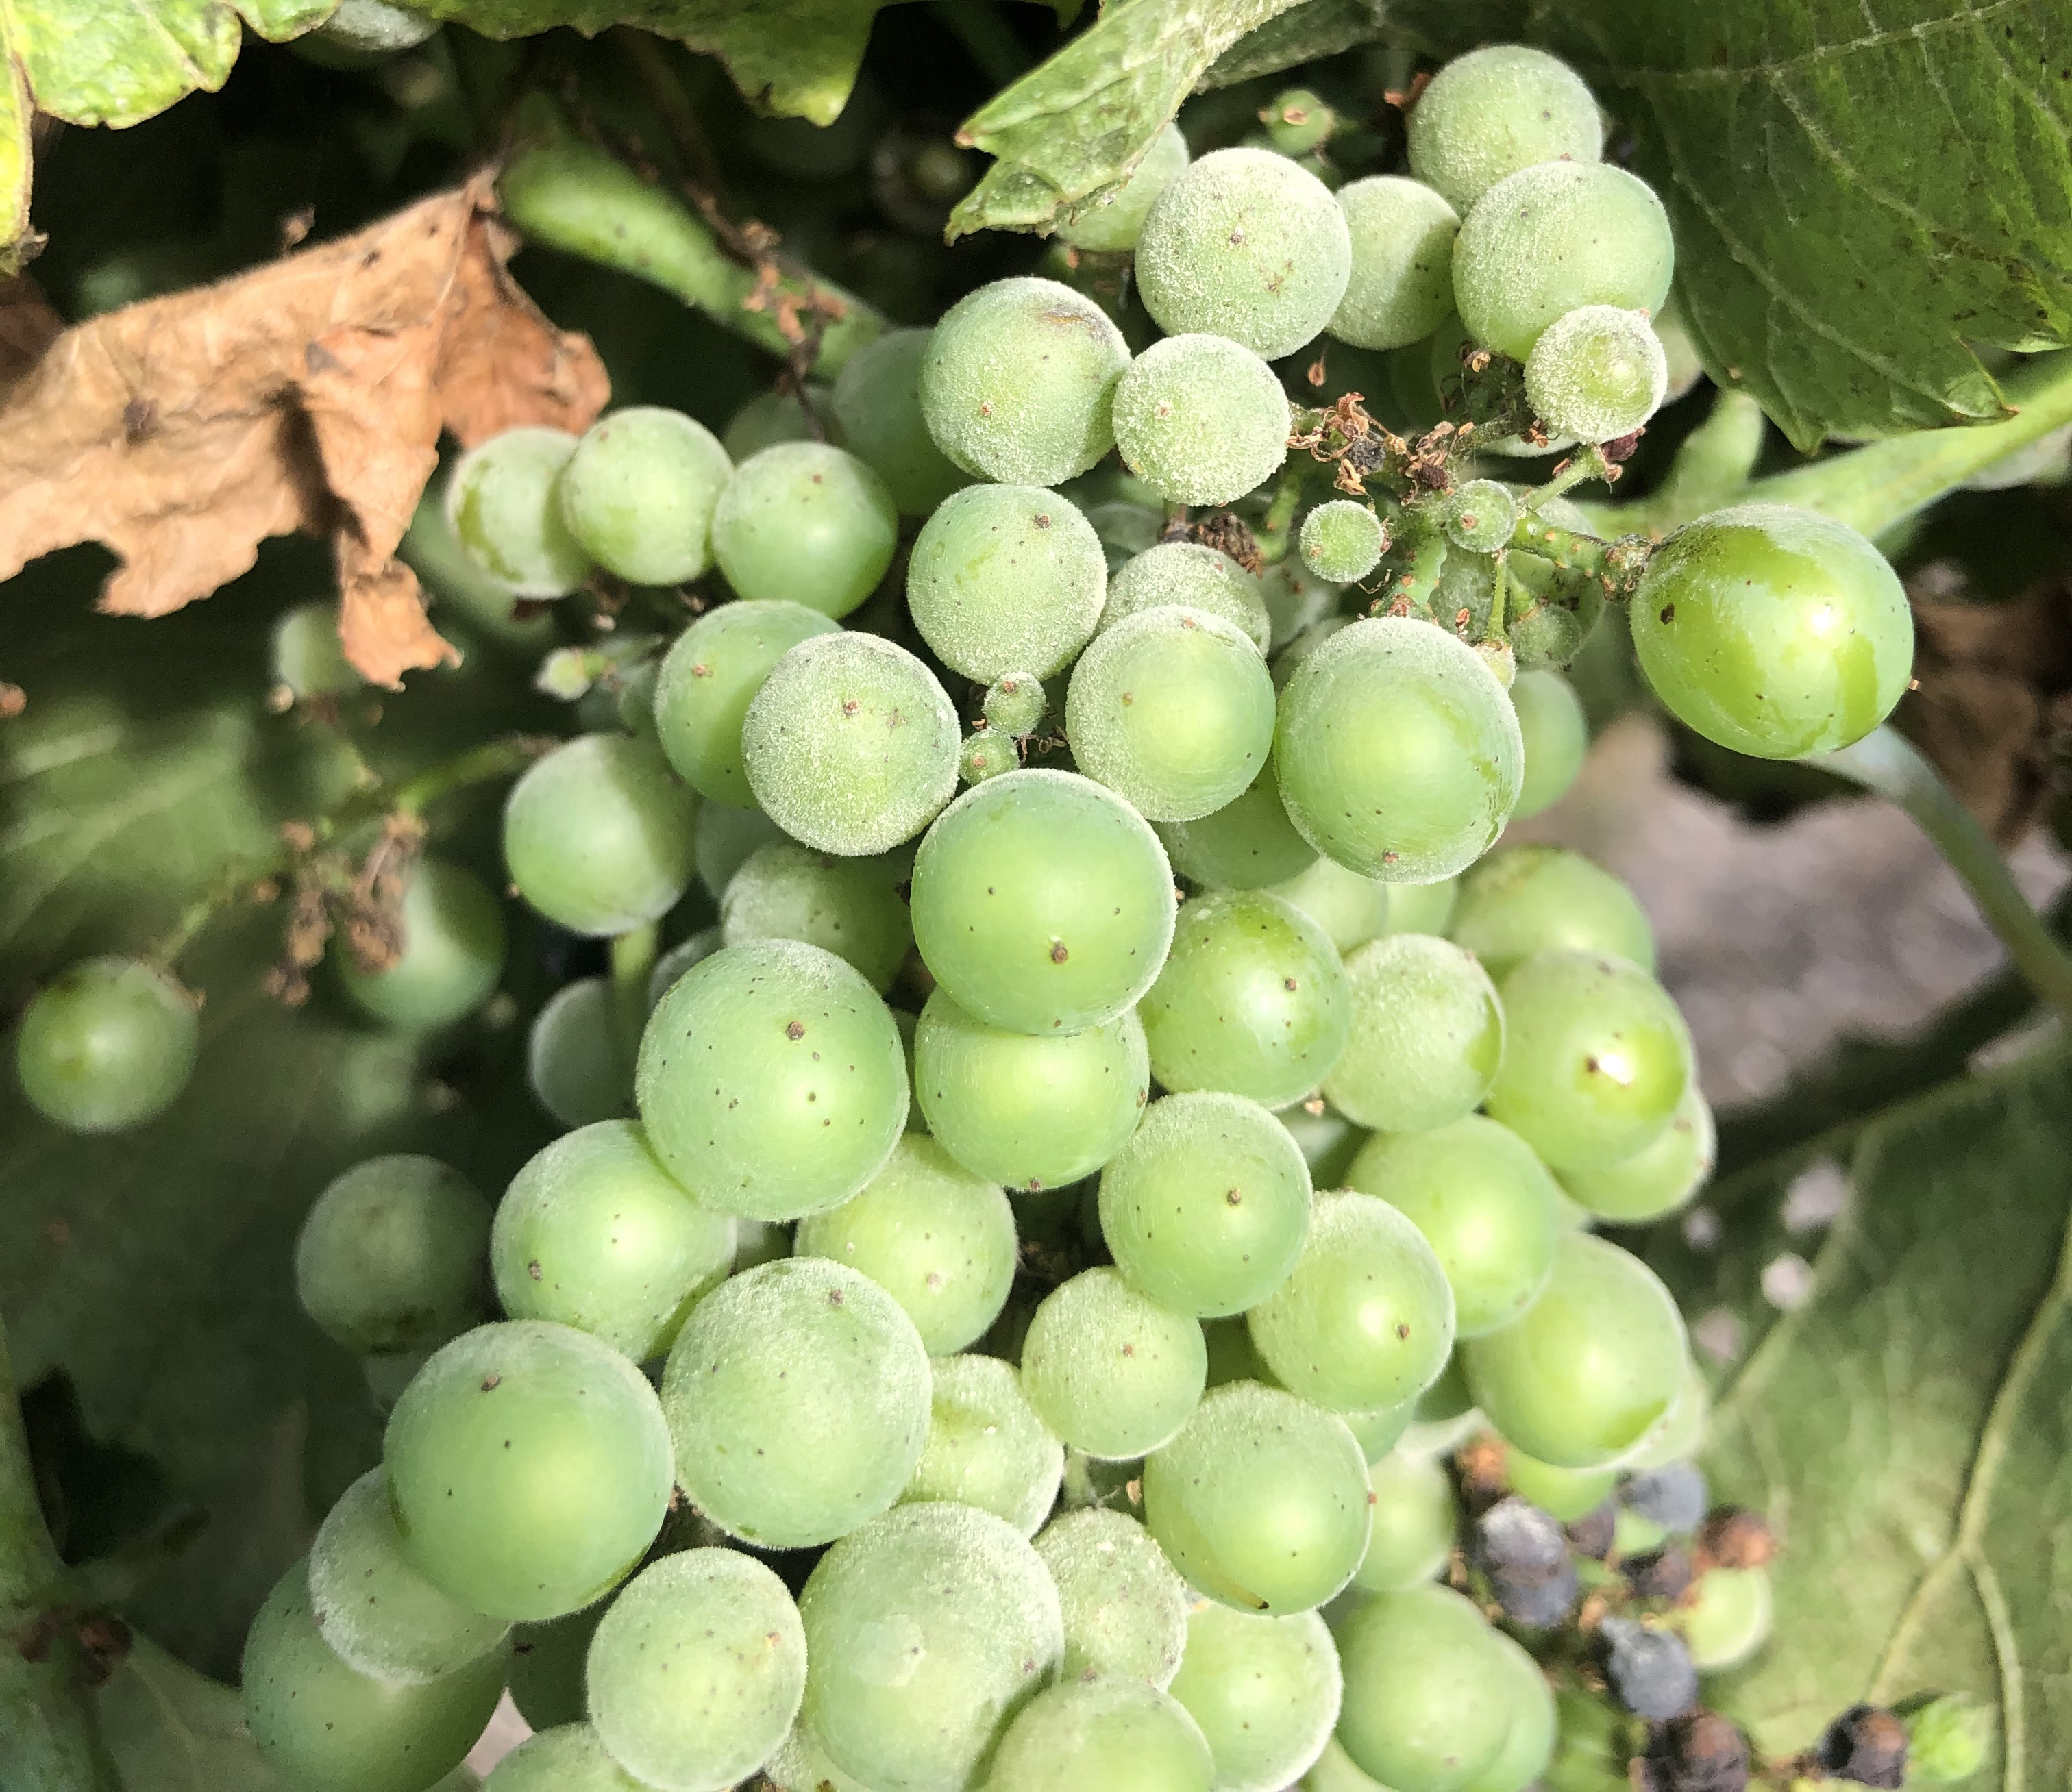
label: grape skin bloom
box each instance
[1111,334,1292,507]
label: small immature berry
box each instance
[1442,480,1518,553]
[1299,501,1385,584]
[960,731,1018,785]
[983,673,1049,738]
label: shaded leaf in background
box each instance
[1201,0,1382,90]
[97,1636,283,1792]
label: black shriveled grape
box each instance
[1602,1617,1699,1720]
[1818,1706,1908,1790]
[1473,1495,1568,1584]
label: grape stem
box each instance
[610,921,660,1075]
[1505,513,1653,601]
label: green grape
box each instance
[1451,164,1674,362]
[1405,45,1603,212]
[661,1257,930,1547]
[1020,1266,1207,1459]
[1620,1359,1710,1472]
[798,1501,1063,1792]
[741,632,960,856]
[1142,1381,1370,1615]
[339,858,506,1033]
[404,480,552,648]
[1342,1397,1417,1464]
[242,1557,510,1792]
[1274,618,1522,881]
[503,733,698,936]
[1169,1602,1341,1792]
[987,1676,1215,1792]
[386,1320,674,1619]
[446,426,592,597]
[1330,177,1460,351]
[1158,768,1318,891]
[509,1606,606,1731]
[483,1724,650,1792]
[1248,1191,1455,1411]
[587,1549,806,1792]
[1103,543,1273,654]
[1272,1106,1363,1199]
[1334,1584,1516,1792]
[907,483,1107,680]
[795,1133,1018,1355]
[707,440,896,622]
[1500,1445,1615,1522]
[1462,1231,1686,1468]
[1558,1081,1714,1225]
[696,804,787,901]
[491,1120,735,1362]
[528,978,631,1130]
[1260,560,1339,653]
[1525,305,1668,443]
[295,1154,490,1354]
[831,328,970,515]
[721,386,832,461]
[1442,481,1518,555]
[1353,1449,1458,1592]
[1059,121,1191,252]
[962,730,1019,784]
[985,673,1049,738]
[910,769,1176,1035]
[1673,1567,1773,1672]
[1483,951,1691,1172]
[559,407,732,586]
[1461,1632,1557,1792]
[1381,875,1457,938]
[1034,1506,1190,1688]
[1088,499,1166,572]
[1098,1091,1313,1318]
[920,276,1130,485]
[1139,888,1351,1109]
[1267,856,1390,952]
[271,599,362,699]
[1261,88,1337,155]
[13,956,198,1134]
[1111,334,1292,506]
[1322,935,1503,1134]
[653,601,841,806]
[900,1351,1065,1534]
[308,1469,511,1682]
[1304,1736,1389,1792]
[1627,503,1914,759]
[1136,147,1353,360]
[1446,846,1653,980]
[720,839,913,992]
[648,927,724,1010]
[1299,501,1385,584]
[763,1722,882,1792]
[1509,669,1588,818]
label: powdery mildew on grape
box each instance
[482,1722,652,1791]
[1033,1506,1189,1689]
[901,1352,1065,1536]
[652,600,840,803]
[1169,1602,1343,1792]
[1324,933,1504,1132]
[1020,1265,1208,1459]
[1101,540,1271,651]
[1298,501,1385,584]
[1329,176,1460,351]
[1111,334,1292,506]
[762,1722,880,1792]
[1405,45,1604,211]
[720,838,914,992]
[1525,303,1670,444]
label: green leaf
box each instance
[1200,0,1381,89]
[97,1636,282,1792]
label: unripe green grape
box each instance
[271,599,362,699]
[1021,1266,1207,1458]
[1353,1449,1458,1592]
[1169,1602,1341,1792]
[1136,147,1353,360]
[742,632,960,856]
[763,1723,880,1792]
[1059,121,1190,252]
[386,1320,674,1620]
[1334,1584,1516,1792]
[1272,617,1353,694]
[508,1606,607,1731]
[504,734,698,936]
[1300,501,1385,584]
[1323,935,1503,1134]
[1331,177,1460,351]
[1500,1445,1615,1522]
[1462,1231,1686,1468]
[1508,668,1588,817]
[1462,1632,1557,1792]
[1260,560,1338,652]
[339,858,506,1033]
[695,807,782,901]
[1406,45,1603,212]
[961,730,1019,784]
[653,601,841,806]
[559,408,732,586]
[1035,1506,1190,1687]
[1447,846,1653,980]
[721,386,833,462]
[907,483,1107,681]
[586,1549,806,1792]
[1629,502,1914,759]
[447,426,592,597]
[1305,1736,1390,1792]
[1111,334,1292,506]
[295,1154,489,1355]
[988,1676,1214,1792]
[1620,1360,1710,1472]
[1382,875,1457,937]
[920,276,1129,485]
[985,673,1049,738]
[1142,1381,1370,1615]
[900,1351,1064,1534]
[1526,304,1669,443]
[1098,1091,1312,1317]
[14,956,198,1134]
[242,1556,510,1792]
[1451,163,1674,362]
[1089,499,1166,571]
[405,476,554,646]
[711,443,897,618]
[1557,1081,1714,1224]
[1442,480,1518,553]
[1343,1398,1417,1464]
[1139,888,1350,1108]
[484,1724,650,1792]
[720,839,913,992]
[1158,768,1318,890]
[831,328,970,515]
[1266,855,1390,952]
[795,1133,1017,1354]
[1667,1565,1773,1673]
[1484,951,1691,1172]
[1103,542,1273,654]
[910,769,1176,1035]
[528,978,631,1130]
[1261,88,1336,156]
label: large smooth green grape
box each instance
[508,1606,606,1732]
[1059,121,1190,252]
[1158,769,1318,891]
[1275,619,1522,881]
[832,329,970,515]
[1020,1266,1207,1459]
[795,1133,1017,1354]
[504,734,698,936]
[741,632,960,856]
[910,769,1176,1035]
[637,939,907,1218]
[920,277,1130,485]
[1323,934,1503,1134]
[1248,1192,1454,1411]
[1139,889,1350,1108]
[1620,1359,1710,1473]
[1453,1636,1556,1792]
[1673,1566,1773,1673]
[14,956,198,1134]
[1067,606,1277,823]
[484,1725,650,1792]
[1483,951,1692,1171]
[1462,1230,1687,1468]
[1111,334,1292,506]
[1446,846,1654,980]
[1169,1603,1341,1792]
[661,1258,930,1546]
[1267,856,1390,952]
[490,1120,735,1362]
[1142,1381,1370,1615]
[559,408,732,586]
[907,484,1107,680]
[1508,669,1588,819]
[987,1677,1214,1792]
[271,599,362,699]
[1334,1584,1516,1792]
[798,1502,1063,1792]
[1098,1091,1312,1318]
[1103,543,1272,654]
[1451,163,1674,362]
[1557,1081,1715,1223]
[243,1557,510,1792]
[1353,1449,1458,1592]
[1331,177,1460,351]
[1299,500,1386,584]
[528,978,631,1130]
[653,601,841,805]
[1628,503,1914,758]
[721,840,913,991]
[586,1549,806,1792]
[1405,45,1603,211]
[1135,147,1352,359]
[711,442,898,618]
[296,1154,489,1354]
[1034,1506,1189,1688]
[385,1320,674,1620]
[339,858,506,1033]
[1525,304,1668,443]
[447,427,592,597]
[900,1352,1064,1535]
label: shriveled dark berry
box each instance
[1474,1495,1568,1584]
[1492,1556,1577,1628]
[1635,1710,1751,1792]
[1818,1704,1909,1790]
[1625,1543,1694,1603]
[1623,1463,1709,1534]
[1699,1506,1776,1569]
[1602,1616,1698,1720]
[1566,1498,1617,1560]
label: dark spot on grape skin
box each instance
[480,1373,502,1392]
[527,1261,542,1280]
[1660,603,1675,624]
[1396,1323,1410,1339]
[1051,941,1070,963]
[787,1021,806,1040]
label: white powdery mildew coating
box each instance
[720,839,913,993]
[1020,1265,1208,1460]
[1325,933,1504,1133]
[1298,501,1384,584]
[1329,176,1460,351]
[1525,303,1670,444]
[1111,334,1292,507]
[902,1352,1065,1536]
[1171,1602,1344,1792]
[1405,45,1604,211]
[1102,540,1271,652]
[1033,1506,1190,1689]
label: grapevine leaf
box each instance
[96,1637,283,1792]
[1201,0,1383,89]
